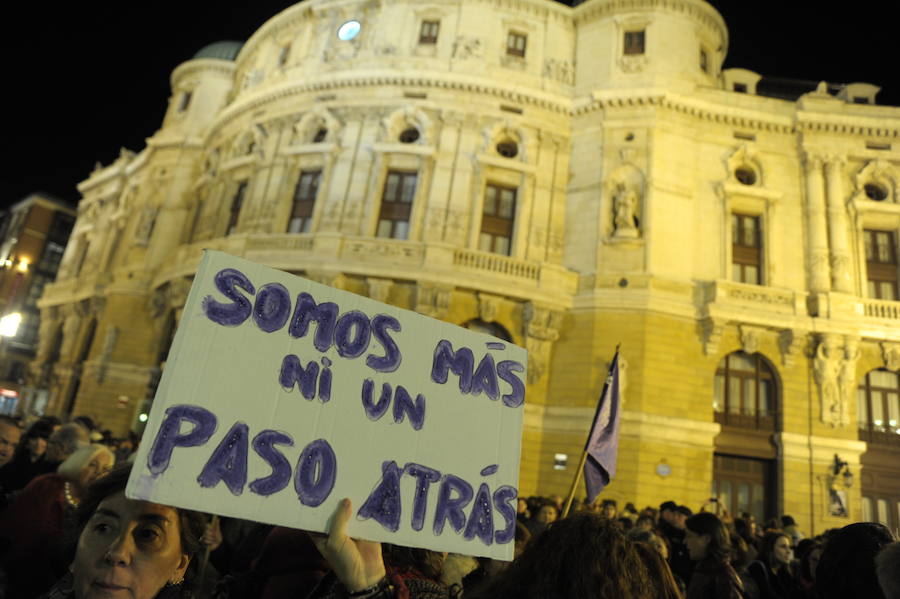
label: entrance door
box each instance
[713,454,774,523]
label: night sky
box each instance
[5,1,897,210]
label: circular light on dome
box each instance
[337,20,361,41]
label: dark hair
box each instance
[796,538,823,583]
[815,522,895,599]
[758,531,792,573]
[382,544,444,580]
[685,512,732,563]
[70,464,206,581]
[733,517,755,545]
[466,512,654,599]
[632,541,685,599]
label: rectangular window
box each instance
[288,170,321,234]
[278,44,291,67]
[700,48,709,73]
[506,32,527,58]
[178,91,192,112]
[226,182,248,236]
[376,171,417,240]
[865,229,898,300]
[732,214,763,285]
[37,241,66,273]
[419,20,440,45]
[734,83,748,93]
[624,30,645,55]
[480,184,516,256]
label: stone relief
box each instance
[542,58,575,85]
[452,36,483,59]
[478,293,502,323]
[134,206,158,247]
[618,54,647,73]
[814,334,855,428]
[523,302,563,385]
[882,342,900,371]
[701,317,723,355]
[739,325,761,355]
[779,329,800,368]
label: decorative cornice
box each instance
[170,59,236,87]
[209,73,572,140]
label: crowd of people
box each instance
[0,413,898,599]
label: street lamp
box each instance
[0,313,22,338]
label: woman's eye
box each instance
[136,528,162,544]
[93,523,111,534]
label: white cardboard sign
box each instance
[127,251,526,560]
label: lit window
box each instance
[480,184,516,255]
[713,351,776,430]
[419,20,440,45]
[338,21,361,41]
[226,182,248,236]
[858,369,900,443]
[864,230,898,300]
[376,171,417,240]
[624,30,645,55]
[507,32,527,58]
[288,171,321,234]
[732,214,763,285]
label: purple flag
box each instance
[583,352,621,504]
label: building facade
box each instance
[0,193,75,413]
[32,0,900,535]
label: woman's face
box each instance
[772,535,793,566]
[536,505,558,524]
[73,491,190,599]
[27,436,47,459]
[685,528,710,561]
[78,452,114,491]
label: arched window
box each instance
[713,351,776,430]
[858,369,900,446]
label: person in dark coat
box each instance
[684,512,744,599]
[747,532,797,599]
[814,522,894,599]
[659,501,693,586]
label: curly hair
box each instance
[465,511,654,599]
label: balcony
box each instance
[859,427,900,449]
[153,232,576,306]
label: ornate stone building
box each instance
[31,0,900,534]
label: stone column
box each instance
[825,157,852,293]
[804,153,831,294]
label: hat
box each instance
[659,501,677,512]
[675,505,693,517]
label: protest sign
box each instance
[126,250,526,559]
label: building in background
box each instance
[0,193,75,413]
[31,0,900,534]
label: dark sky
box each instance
[5,1,897,210]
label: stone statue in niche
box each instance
[836,339,860,428]
[612,183,640,238]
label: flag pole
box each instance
[561,345,620,519]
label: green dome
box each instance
[193,41,244,61]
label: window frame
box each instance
[731,213,764,285]
[288,170,322,234]
[623,30,645,56]
[714,351,777,431]
[864,229,899,300]
[506,31,527,58]
[858,369,900,447]
[419,20,440,45]
[480,183,517,256]
[376,170,418,240]
[226,181,248,236]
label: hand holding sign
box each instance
[126,251,526,560]
[312,498,386,594]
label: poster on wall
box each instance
[127,250,527,560]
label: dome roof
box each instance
[193,41,244,61]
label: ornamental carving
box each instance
[739,325,761,355]
[307,272,349,291]
[542,58,575,85]
[478,293,503,323]
[814,334,856,428]
[134,206,157,247]
[779,329,800,368]
[618,54,647,73]
[522,303,563,386]
[415,282,453,319]
[452,36,483,59]
[882,342,900,371]
[612,183,640,239]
